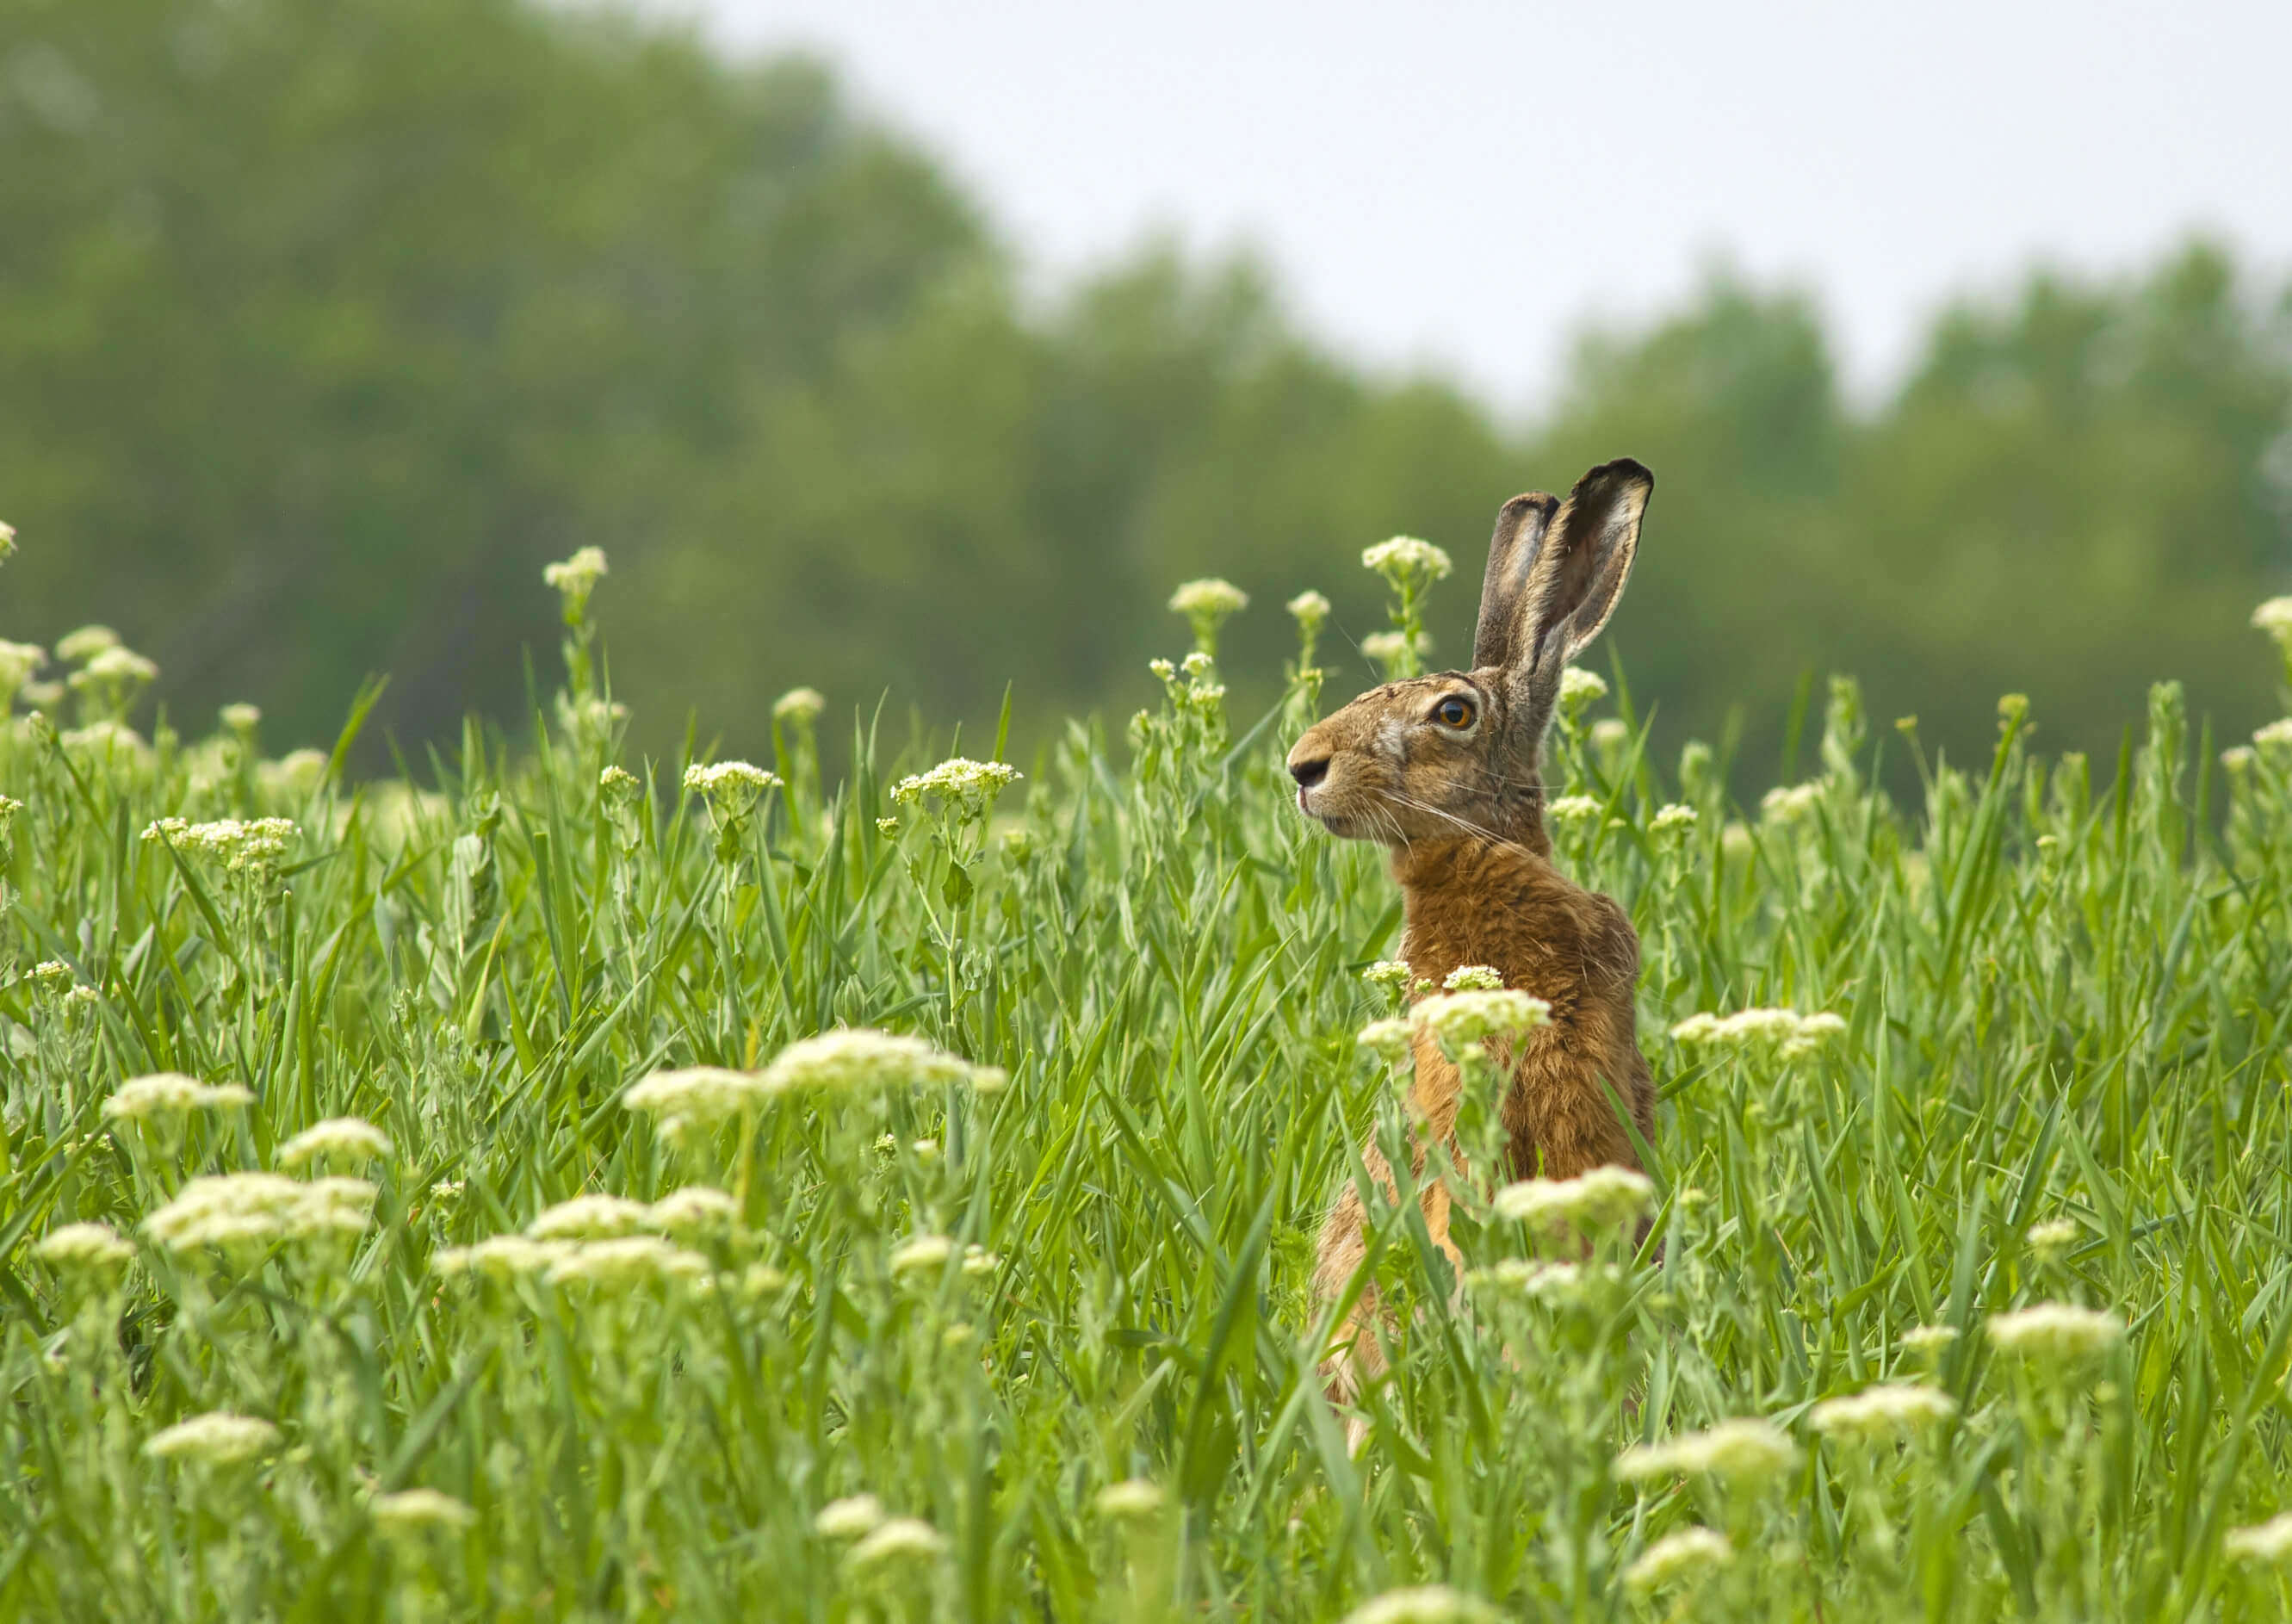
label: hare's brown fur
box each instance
[1287,459,1657,1406]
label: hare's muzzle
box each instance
[1287,750,1330,816]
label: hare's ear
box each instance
[1502,457,1651,733]
[1471,492,1560,669]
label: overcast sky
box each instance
[664,0,2292,415]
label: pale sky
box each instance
[660,0,2292,415]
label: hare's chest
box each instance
[1397,908,1588,1019]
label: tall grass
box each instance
[4,560,2292,1622]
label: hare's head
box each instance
[1286,459,1651,852]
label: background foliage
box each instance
[3,0,2290,778]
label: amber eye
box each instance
[1434,694,1476,729]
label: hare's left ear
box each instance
[1472,492,1560,669]
[1500,458,1652,741]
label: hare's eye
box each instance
[1434,695,1476,729]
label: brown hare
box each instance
[1287,457,1657,1407]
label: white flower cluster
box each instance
[773,686,826,726]
[1414,987,1550,1050]
[1168,579,1249,619]
[884,1234,994,1279]
[1147,648,1230,708]
[1761,781,1824,823]
[34,1221,135,1274]
[1358,1017,1415,1065]
[1285,590,1330,629]
[598,765,640,801]
[1558,666,1607,710]
[1340,1584,1496,1624]
[0,518,13,560]
[68,645,158,691]
[259,748,329,798]
[1093,1478,1164,1520]
[1492,1166,1654,1234]
[2025,1217,2080,1256]
[761,1028,1002,1095]
[1546,794,1603,827]
[1985,1302,2122,1361]
[1360,959,1415,993]
[2253,718,2292,751]
[556,695,629,742]
[625,1035,1001,1137]
[1650,803,1698,836]
[525,1193,653,1240]
[1807,1383,1956,1441]
[846,1516,948,1572]
[1622,1527,1732,1594]
[56,625,119,664]
[623,1064,769,1135]
[369,1488,476,1536]
[1899,1323,1960,1358]
[547,1236,712,1291]
[1441,964,1503,991]
[220,702,262,734]
[816,1493,886,1539]
[60,721,152,764]
[1669,1007,1846,1061]
[2226,1512,2292,1567]
[145,1174,376,1253]
[646,1185,741,1236]
[144,1411,280,1466]
[1469,1257,1623,1312]
[102,1072,255,1122]
[434,1187,742,1287]
[2251,596,2292,648]
[0,639,44,695]
[890,756,1021,809]
[277,1117,391,1168]
[682,760,779,800]
[140,816,299,872]
[889,1234,954,1275]
[1614,1418,1799,1489]
[1360,536,1453,586]
[428,1236,571,1280]
[542,546,608,599]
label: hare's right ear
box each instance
[1495,458,1652,746]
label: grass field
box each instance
[6,548,2292,1622]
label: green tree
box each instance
[3,0,2288,784]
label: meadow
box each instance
[5,536,2292,1622]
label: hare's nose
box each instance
[1289,754,1329,790]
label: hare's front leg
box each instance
[1311,1174,1384,1410]
[1311,1131,1460,1412]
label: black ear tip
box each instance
[1580,456,1654,492]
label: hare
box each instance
[1286,457,1657,1407]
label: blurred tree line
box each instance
[4,0,2290,782]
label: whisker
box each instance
[1391,794,1506,846]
